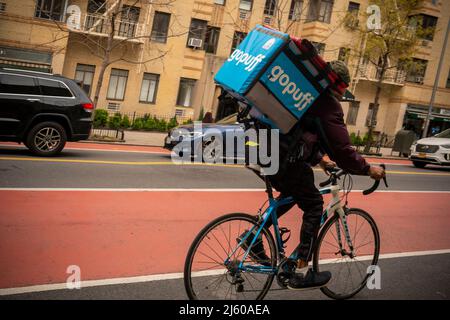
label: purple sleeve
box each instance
[309,94,370,175]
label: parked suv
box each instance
[0,68,93,156]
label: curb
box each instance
[81,140,164,148]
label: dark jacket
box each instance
[305,91,370,175]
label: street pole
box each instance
[422,18,450,138]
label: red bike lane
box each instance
[0,190,449,289]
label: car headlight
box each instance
[171,130,202,139]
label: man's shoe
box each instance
[236,230,271,266]
[287,269,331,290]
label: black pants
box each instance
[266,161,324,262]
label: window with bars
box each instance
[264,0,277,16]
[409,14,438,41]
[366,103,379,127]
[35,0,65,21]
[214,0,226,5]
[75,64,95,96]
[177,78,197,107]
[107,69,128,100]
[150,11,171,43]
[139,73,159,104]
[289,0,303,21]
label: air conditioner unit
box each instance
[188,37,203,48]
[415,76,424,84]
[263,16,272,25]
[239,10,249,20]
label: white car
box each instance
[409,128,450,168]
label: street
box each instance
[0,142,449,300]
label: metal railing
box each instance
[72,13,145,43]
[358,63,407,85]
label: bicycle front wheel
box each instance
[313,208,380,300]
[184,213,277,300]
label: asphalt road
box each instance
[0,145,449,190]
[0,143,449,300]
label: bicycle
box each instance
[184,165,388,300]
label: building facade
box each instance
[1,0,449,139]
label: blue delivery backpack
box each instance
[214,25,334,134]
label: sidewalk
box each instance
[85,130,407,160]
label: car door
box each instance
[0,73,41,137]
[37,77,76,120]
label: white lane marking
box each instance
[1,249,450,296]
[0,144,170,155]
[0,188,449,193]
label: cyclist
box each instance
[241,60,385,290]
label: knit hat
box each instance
[328,60,351,85]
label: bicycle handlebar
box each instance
[319,164,388,195]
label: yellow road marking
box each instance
[0,156,450,176]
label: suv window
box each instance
[0,74,40,95]
[38,78,73,97]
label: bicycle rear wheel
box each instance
[313,208,380,300]
[184,213,277,300]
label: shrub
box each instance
[132,118,144,130]
[108,113,122,129]
[167,117,178,130]
[121,115,131,129]
[349,132,357,146]
[182,119,193,125]
[93,109,108,128]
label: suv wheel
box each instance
[412,161,426,169]
[26,121,67,156]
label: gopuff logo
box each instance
[262,38,276,50]
[227,49,266,72]
[269,66,314,111]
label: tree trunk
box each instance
[92,0,122,115]
[364,56,387,153]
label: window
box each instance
[410,14,438,41]
[0,74,39,95]
[204,27,221,54]
[119,5,140,38]
[289,0,303,21]
[35,0,64,21]
[264,0,277,16]
[214,0,225,5]
[231,31,248,53]
[366,103,379,127]
[107,69,128,100]
[139,73,159,103]
[177,78,196,107]
[150,11,171,43]
[307,0,334,23]
[346,101,360,125]
[239,0,253,11]
[0,2,6,12]
[75,64,95,95]
[338,47,350,64]
[187,19,208,48]
[38,79,72,97]
[312,42,325,55]
[346,1,360,28]
[405,58,428,84]
[85,0,107,33]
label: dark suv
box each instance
[0,68,93,156]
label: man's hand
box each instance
[368,165,385,180]
[319,155,336,175]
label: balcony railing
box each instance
[70,13,145,43]
[358,63,407,86]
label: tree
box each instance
[348,0,434,152]
[64,0,184,111]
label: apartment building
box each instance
[1,0,449,138]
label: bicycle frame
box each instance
[225,181,355,275]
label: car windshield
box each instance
[216,113,237,124]
[435,128,450,138]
